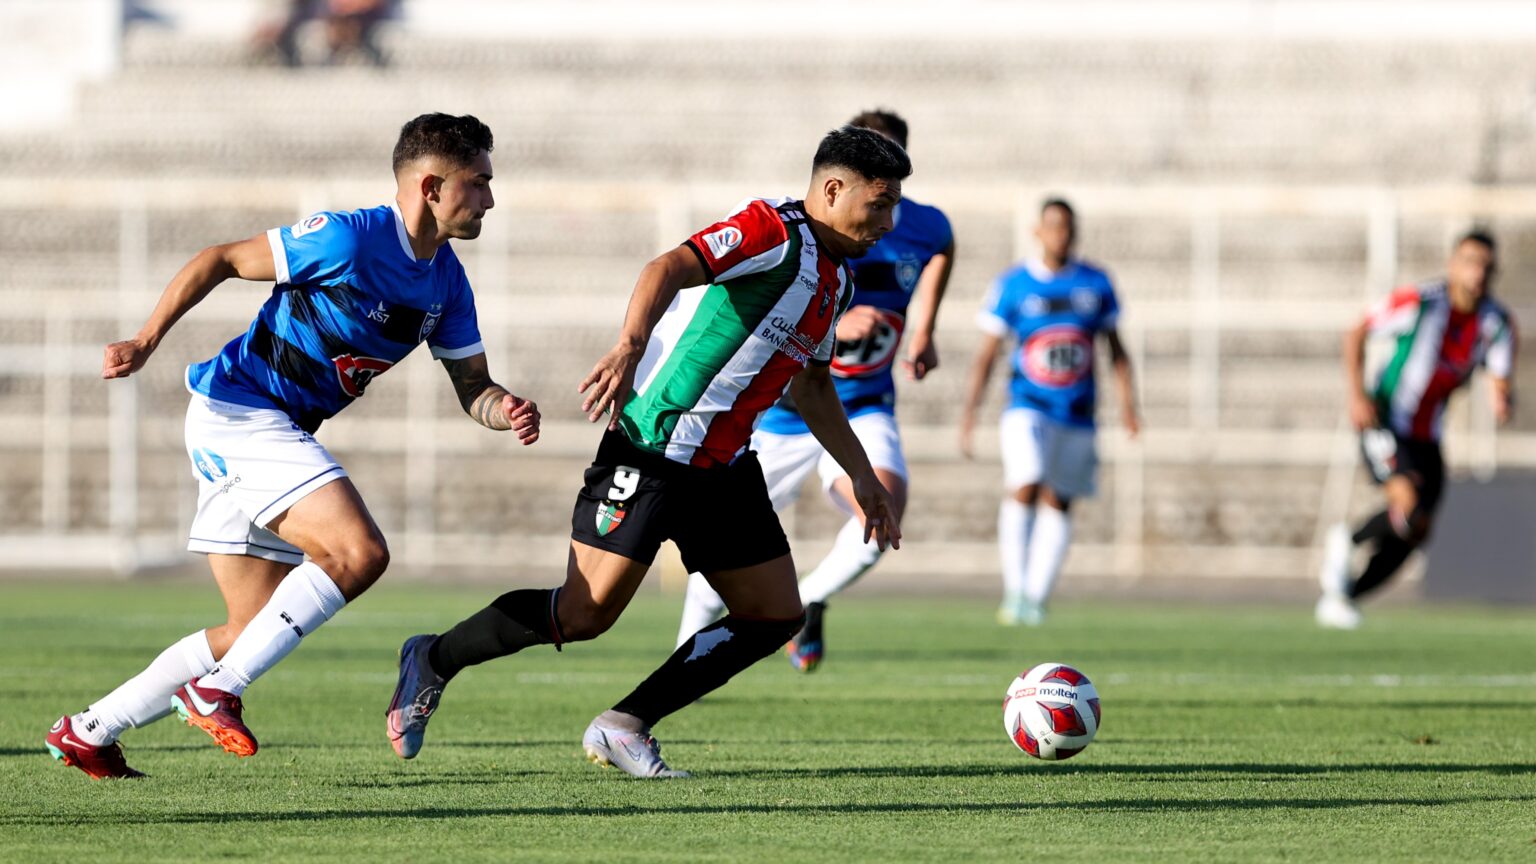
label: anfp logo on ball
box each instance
[1002,662,1100,761]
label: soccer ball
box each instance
[1003,662,1100,760]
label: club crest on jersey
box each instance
[332,354,393,398]
[1071,288,1101,317]
[291,213,329,238]
[702,226,743,259]
[190,447,227,483]
[419,311,441,342]
[595,501,626,536]
[897,258,921,293]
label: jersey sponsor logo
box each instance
[832,309,905,378]
[332,354,394,398]
[702,226,743,259]
[291,213,329,238]
[191,448,228,483]
[366,301,391,324]
[759,315,819,364]
[1021,325,1093,387]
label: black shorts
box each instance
[570,430,791,574]
[1359,427,1445,515]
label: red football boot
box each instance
[171,679,259,757]
[45,715,145,780]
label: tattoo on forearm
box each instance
[443,356,510,430]
[469,386,511,430]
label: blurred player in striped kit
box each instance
[1317,230,1517,629]
[674,109,955,672]
[960,198,1139,626]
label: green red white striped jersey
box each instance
[1367,279,1515,441]
[617,197,854,467]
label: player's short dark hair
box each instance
[848,109,909,150]
[813,125,912,183]
[1041,197,1076,221]
[392,113,493,175]
[1457,227,1496,254]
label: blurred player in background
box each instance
[1317,230,1516,629]
[45,113,539,779]
[673,109,954,672]
[386,127,906,778]
[960,199,1138,626]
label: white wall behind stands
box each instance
[0,0,119,131]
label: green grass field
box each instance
[2,581,1534,862]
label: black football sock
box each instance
[1351,510,1396,546]
[798,601,826,646]
[610,614,802,727]
[1349,535,1415,599]
[428,588,563,682]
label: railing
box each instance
[1,178,1531,582]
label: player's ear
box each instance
[821,174,844,210]
[419,172,443,203]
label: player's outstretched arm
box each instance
[958,331,1002,458]
[1103,328,1140,438]
[580,245,707,430]
[440,352,540,444]
[790,365,901,550]
[902,238,956,381]
[102,233,276,379]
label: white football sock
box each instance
[73,630,217,745]
[1022,505,1073,607]
[676,572,727,649]
[999,498,1034,599]
[197,562,346,695]
[798,517,884,605]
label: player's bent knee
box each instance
[556,597,623,642]
[314,538,390,597]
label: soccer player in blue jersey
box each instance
[673,110,954,671]
[44,113,540,780]
[959,198,1138,626]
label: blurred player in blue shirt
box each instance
[675,110,955,672]
[46,114,540,780]
[960,198,1139,626]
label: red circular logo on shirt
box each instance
[832,310,905,378]
[1021,325,1092,387]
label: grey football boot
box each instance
[582,719,691,779]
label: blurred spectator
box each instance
[254,0,394,68]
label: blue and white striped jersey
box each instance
[186,204,484,432]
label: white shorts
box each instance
[183,395,348,564]
[752,411,908,517]
[999,407,1098,499]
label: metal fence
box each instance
[2,178,1532,583]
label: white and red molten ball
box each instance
[1003,662,1101,760]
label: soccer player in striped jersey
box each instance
[1317,230,1517,629]
[45,114,540,780]
[387,126,908,777]
[960,198,1139,626]
[674,109,955,673]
